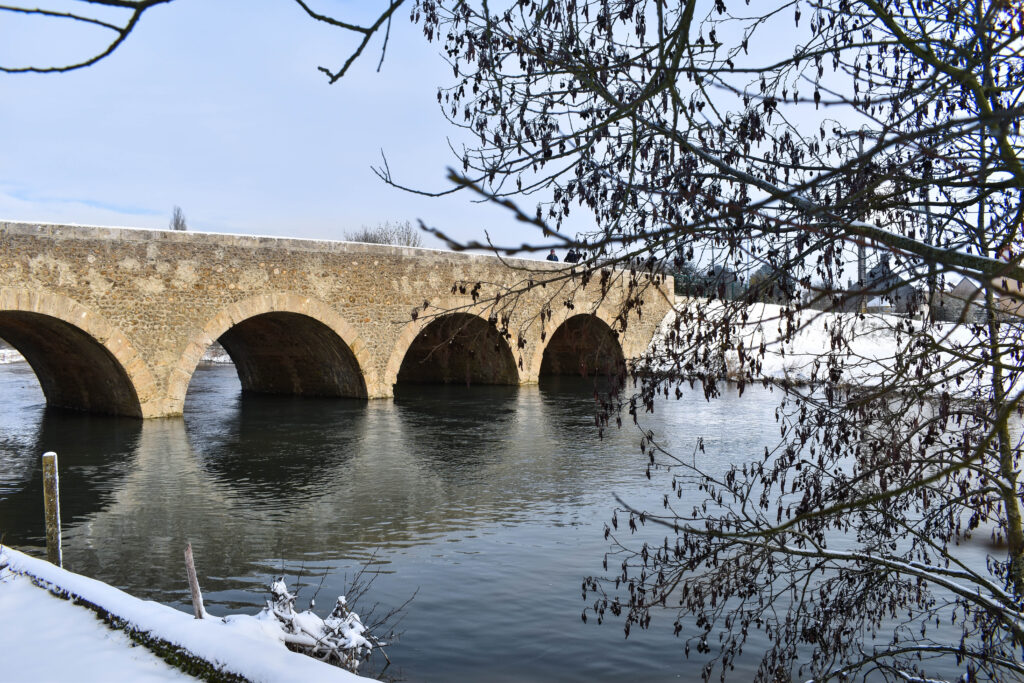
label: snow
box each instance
[0,546,368,683]
[0,346,24,364]
[200,342,233,364]
[0,568,193,682]
[0,344,232,365]
[649,300,1008,396]
[257,579,378,671]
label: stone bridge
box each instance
[0,222,673,418]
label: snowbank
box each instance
[0,347,24,364]
[200,342,233,364]
[649,301,1007,395]
[0,344,232,365]
[0,567,192,682]
[0,546,367,683]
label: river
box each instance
[0,359,950,681]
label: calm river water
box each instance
[1,362,797,680]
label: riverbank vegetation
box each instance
[344,221,423,248]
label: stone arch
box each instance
[385,310,521,388]
[532,309,625,379]
[0,288,155,417]
[168,293,375,411]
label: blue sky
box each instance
[0,1,541,249]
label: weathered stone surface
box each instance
[0,221,673,417]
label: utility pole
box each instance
[857,132,867,289]
[924,187,937,314]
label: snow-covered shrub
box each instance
[256,578,382,674]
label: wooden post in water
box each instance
[41,451,62,567]
[184,542,205,619]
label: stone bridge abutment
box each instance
[0,222,672,417]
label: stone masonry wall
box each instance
[0,221,673,417]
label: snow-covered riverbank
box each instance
[0,567,193,682]
[647,300,1002,395]
[0,343,233,365]
[0,345,23,364]
[0,547,366,682]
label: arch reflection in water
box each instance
[391,383,521,477]
[0,403,140,548]
[59,415,270,601]
[185,365,368,505]
[0,360,44,494]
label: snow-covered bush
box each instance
[256,578,383,674]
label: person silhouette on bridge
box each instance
[546,249,559,262]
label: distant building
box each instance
[842,257,921,315]
[936,277,986,323]
[672,262,743,300]
[935,245,1023,322]
[993,245,1023,318]
[748,264,797,303]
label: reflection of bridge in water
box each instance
[0,222,672,417]
[0,366,671,605]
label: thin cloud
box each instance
[1,184,160,217]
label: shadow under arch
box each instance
[538,313,625,378]
[219,312,367,398]
[0,289,149,417]
[170,294,372,411]
[393,312,519,386]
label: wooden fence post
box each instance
[41,451,62,567]
[184,542,205,619]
